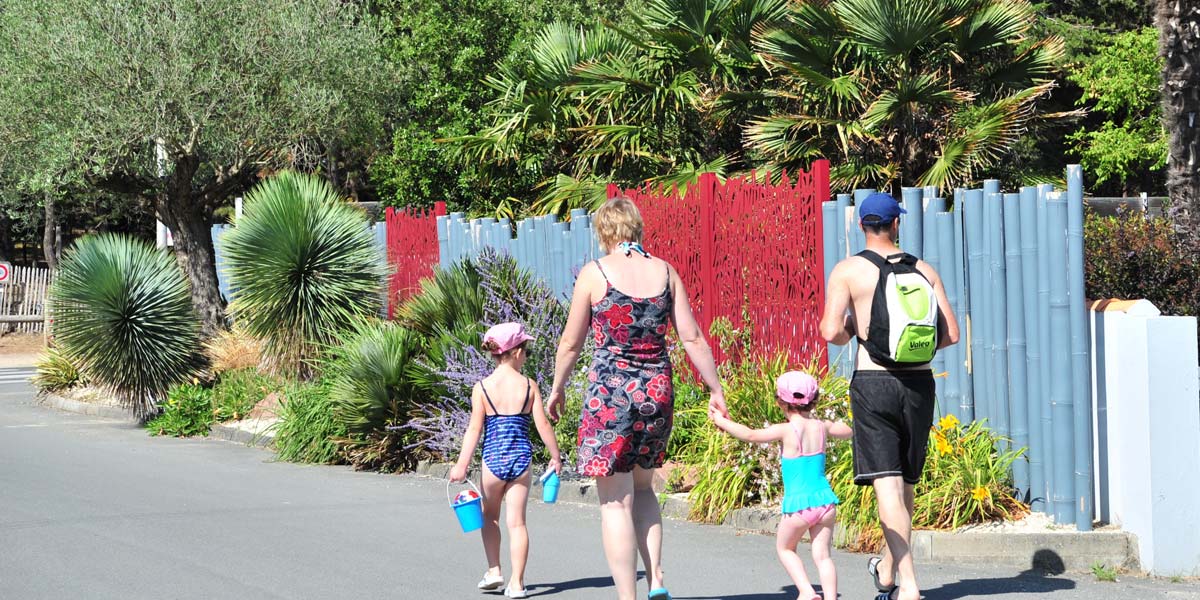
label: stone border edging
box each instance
[39,391,138,423]
[209,423,274,448]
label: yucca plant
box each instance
[395,258,484,338]
[329,320,425,435]
[222,171,387,377]
[32,348,86,393]
[49,234,200,419]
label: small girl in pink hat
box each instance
[449,322,562,599]
[710,371,852,600]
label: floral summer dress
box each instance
[576,260,674,478]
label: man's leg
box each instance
[875,482,915,589]
[873,476,918,600]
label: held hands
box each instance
[448,462,468,484]
[707,388,729,420]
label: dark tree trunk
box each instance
[42,192,58,270]
[1157,0,1200,240]
[154,151,229,340]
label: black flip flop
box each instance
[867,556,897,594]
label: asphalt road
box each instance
[0,370,1196,599]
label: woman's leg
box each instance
[479,464,507,578]
[596,471,638,600]
[809,507,838,600]
[632,466,665,590]
[775,513,816,599]
[504,470,532,590]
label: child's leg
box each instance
[776,513,816,599]
[504,469,532,589]
[480,464,508,577]
[809,506,838,600]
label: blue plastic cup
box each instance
[542,471,560,504]
[448,480,484,533]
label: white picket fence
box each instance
[0,265,51,333]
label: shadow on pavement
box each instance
[674,585,800,599]
[525,576,617,596]
[922,550,1077,599]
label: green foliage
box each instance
[32,348,85,393]
[1067,27,1166,191]
[829,414,1027,552]
[328,320,426,436]
[211,368,273,423]
[395,259,484,338]
[453,0,787,216]
[1084,210,1200,318]
[751,0,1064,190]
[368,0,633,214]
[145,383,214,437]
[49,234,199,419]
[1090,562,1119,582]
[223,172,387,376]
[274,380,346,464]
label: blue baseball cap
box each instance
[858,192,906,225]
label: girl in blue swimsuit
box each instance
[711,371,853,600]
[450,323,562,599]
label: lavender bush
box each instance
[404,249,581,459]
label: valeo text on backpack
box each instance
[856,251,940,366]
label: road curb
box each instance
[209,423,275,448]
[39,392,138,423]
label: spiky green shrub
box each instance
[328,320,426,471]
[32,348,85,393]
[49,234,199,419]
[145,383,214,437]
[274,380,345,464]
[395,258,483,337]
[222,171,387,376]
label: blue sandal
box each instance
[648,588,672,600]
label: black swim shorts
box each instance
[849,370,937,486]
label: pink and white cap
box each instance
[776,371,819,406]
[483,322,534,355]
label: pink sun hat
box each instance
[776,371,819,405]
[483,322,534,354]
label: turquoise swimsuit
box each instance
[780,422,839,516]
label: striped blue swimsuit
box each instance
[481,380,534,482]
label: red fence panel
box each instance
[385,201,446,318]
[610,160,830,365]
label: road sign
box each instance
[0,262,10,283]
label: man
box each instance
[819,192,959,600]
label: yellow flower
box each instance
[935,435,952,456]
[938,414,960,431]
[971,486,991,502]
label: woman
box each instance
[546,197,726,600]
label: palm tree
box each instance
[450,0,790,217]
[1155,0,1200,238]
[746,0,1065,191]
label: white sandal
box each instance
[477,572,504,590]
[504,586,528,599]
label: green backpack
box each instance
[856,251,940,367]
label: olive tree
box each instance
[0,0,396,337]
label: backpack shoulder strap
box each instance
[855,249,887,268]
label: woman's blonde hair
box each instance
[594,196,644,251]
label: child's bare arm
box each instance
[825,420,853,440]
[528,381,563,474]
[449,384,487,482]
[713,414,785,444]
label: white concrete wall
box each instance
[1091,302,1200,575]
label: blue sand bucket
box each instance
[540,470,560,504]
[448,479,484,533]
